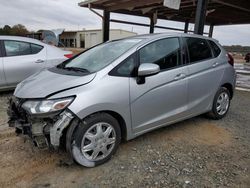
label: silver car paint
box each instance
[14,69,96,98]
[3,46,45,86]
[0,57,6,88]
[0,36,71,90]
[130,65,189,132]
[14,33,236,141]
[138,63,160,76]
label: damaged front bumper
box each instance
[7,97,75,149]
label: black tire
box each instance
[69,113,121,167]
[207,87,231,120]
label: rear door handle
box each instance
[174,73,186,81]
[212,62,219,67]
[35,59,44,63]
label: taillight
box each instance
[64,54,73,59]
[227,53,234,66]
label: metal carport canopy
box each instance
[79,0,250,41]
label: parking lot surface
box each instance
[0,90,249,188]
[235,63,250,90]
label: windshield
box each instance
[59,38,142,73]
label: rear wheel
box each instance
[208,87,231,120]
[70,113,121,167]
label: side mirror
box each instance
[138,63,160,77]
[137,63,160,84]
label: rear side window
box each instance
[139,37,181,71]
[185,37,212,63]
[4,40,43,57]
[208,40,221,57]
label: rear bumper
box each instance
[7,97,75,149]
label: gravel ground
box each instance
[0,90,249,188]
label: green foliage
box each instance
[224,45,250,55]
[0,24,29,36]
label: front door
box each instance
[3,40,45,86]
[130,37,188,134]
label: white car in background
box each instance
[0,36,73,91]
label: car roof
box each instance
[0,35,45,46]
[124,32,219,43]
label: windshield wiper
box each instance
[61,66,90,73]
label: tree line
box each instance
[0,24,29,36]
[224,45,250,55]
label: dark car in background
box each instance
[245,53,250,62]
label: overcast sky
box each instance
[1,0,250,46]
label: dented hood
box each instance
[14,69,96,99]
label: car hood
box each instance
[14,69,96,99]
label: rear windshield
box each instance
[59,38,142,73]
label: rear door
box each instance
[184,37,224,115]
[0,40,7,88]
[130,37,189,134]
[2,40,45,86]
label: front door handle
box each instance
[174,73,186,81]
[212,62,219,67]
[35,59,44,63]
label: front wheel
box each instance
[208,87,231,120]
[70,113,121,167]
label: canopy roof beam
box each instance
[212,0,250,13]
[79,0,250,25]
[107,0,162,12]
[110,19,209,34]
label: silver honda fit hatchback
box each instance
[8,33,236,167]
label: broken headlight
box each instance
[22,97,75,114]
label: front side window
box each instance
[4,41,43,56]
[61,38,142,73]
[185,37,212,63]
[139,38,181,71]
[4,41,31,56]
